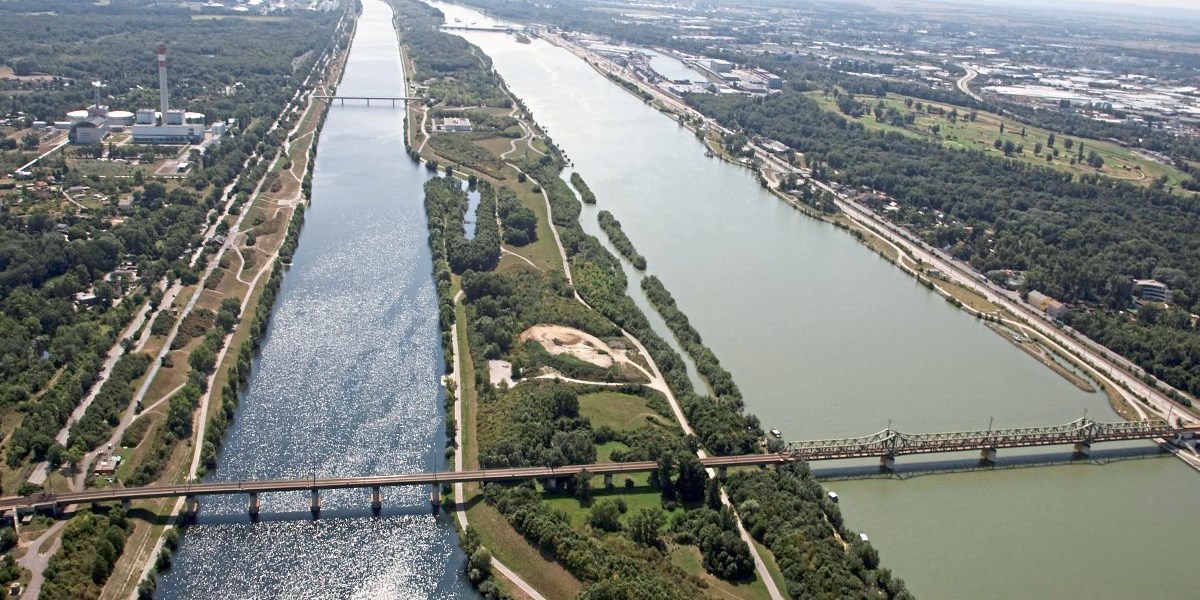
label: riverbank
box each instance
[541,30,1200,432]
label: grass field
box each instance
[668,544,772,600]
[806,90,1189,188]
[578,391,673,432]
[542,483,681,530]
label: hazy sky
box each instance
[947,0,1200,15]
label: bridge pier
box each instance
[980,448,997,463]
[879,455,895,471]
[370,486,382,513]
[183,496,199,520]
[310,489,321,517]
[603,473,613,489]
[122,498,131,512]
[1074,442,1092,457]
[248,493,260,517]
[429,485,441,516]
[717,466,728,480]
[543,478,558,492]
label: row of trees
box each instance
[597,210,647,270]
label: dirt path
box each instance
[18,520,65,600]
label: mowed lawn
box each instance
[578,391,674,432]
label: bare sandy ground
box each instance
[519,324,624,368]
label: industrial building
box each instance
[132,47,204,144]
[437,117,473,132]
[69,116,109,145]
[1027,290,1069,319]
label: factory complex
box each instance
[64,47,220,147]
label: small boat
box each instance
[770,429,782,439]
[859,533,870,542]
[827,491,839,503]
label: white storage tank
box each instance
[107,110,135,126]
[66,109,89,123]
[136,109,156,125]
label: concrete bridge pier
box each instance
[248,493,260,518]
[310,489,321,517]
[717,466,728,480]
[429,485,441,516]
[183,496,199,520]
[370,487,382,513]
[879,455,895,471]
[542,478,558,492]
[1074,442,1092,457]
[980,448,997,463]
[603,474,613,489]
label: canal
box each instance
[155,1,476,597]
[432,3,1200,598]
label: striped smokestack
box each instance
[157,47,169,121]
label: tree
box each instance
[1047,132,1056,147]
[575,468,593,505]
[467,547,492,584]
[675,453,707,503]
[705,477,722,510]
[588,499,623,532]
[628,508,666,548]
[654,454,675,500]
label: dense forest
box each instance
[0,0,341,125]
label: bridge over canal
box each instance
[4,418,1194,517]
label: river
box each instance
[155,2,476,597]
[431,3,1200,598]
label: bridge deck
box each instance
[3,419,1192,513]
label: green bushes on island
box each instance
[598,210,647,270]
[570,172,598,204]
[424,176,501,274]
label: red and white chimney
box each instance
[157,47,169,122]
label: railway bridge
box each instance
[3,418,1193,518]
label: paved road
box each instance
[957,66,983,102]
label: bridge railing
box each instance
[784,418,1176,459]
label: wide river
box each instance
[434,3,1200,598]
[156,2,477,597]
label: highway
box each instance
[956,65,983,102]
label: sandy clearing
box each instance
[519,324,624,369]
